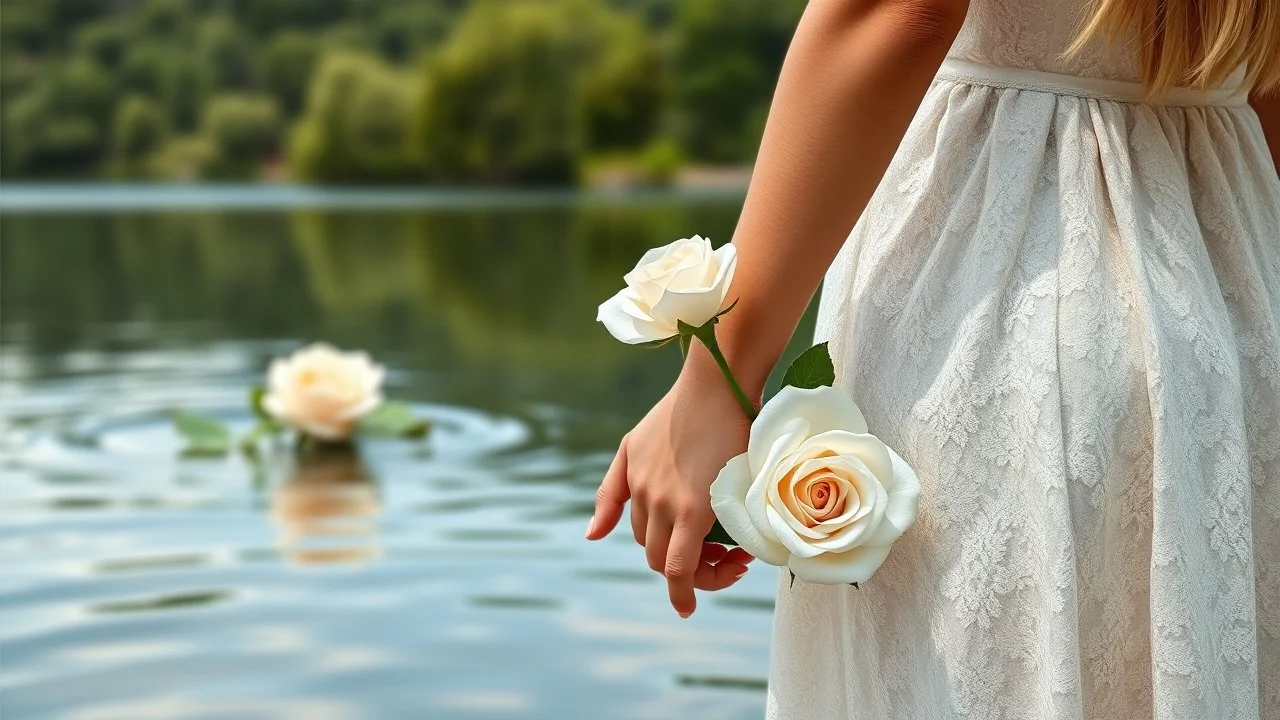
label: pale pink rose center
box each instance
[291,364,366,424]
[778,456,853,528]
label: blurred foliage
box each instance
[203,94,283,177]
[111,94,169,174]
[672,0,806,162]
[263,32,320,118]
[289,53,420,183]
[0,200,751,418]
[0,0,802,184]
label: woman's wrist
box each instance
[678,327,773,410]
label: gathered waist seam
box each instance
[935,58,1250,107]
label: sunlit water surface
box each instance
[1,189,817,720]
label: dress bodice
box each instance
[948,0,1142,81]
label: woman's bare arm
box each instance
[1251,89,1280,171]
[694,0,969,397]
[588,0,970,617]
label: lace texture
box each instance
[763,15,1280,720]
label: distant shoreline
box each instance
[0,181,749,213]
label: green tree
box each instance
[1,4,56,55]
[672,0,805,162]
[120,44,209,132]
[197,16,257,90]
[203,94,282,176]
[372,2,455,63]
[113,94,169,162]
[148,135,220,180]
[414,1,582,185]
[289,53,420,183]
[414,0,656,186]
[47,59,116,128]
[238,0,352,36]
[3,58,117,176]
[141,0,191,37]
[263,31,319,118]
[581,15,664,151]
[74,20,132,69]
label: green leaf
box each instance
[781,342,835,390]
[715,297,739,319]
[678,333,691,358]
[172,410,230,456]
[789,570,797,589]
[238,419,283,459]
[850,582,860,589]
[359,401,430,438]
[704,520,739,547]
[249,386,271,422]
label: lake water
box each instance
[0,188,817,720]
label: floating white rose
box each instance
[710,384,920,585]
[262,343,386,441]
[597,235,737,344]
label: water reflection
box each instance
[268,444,381,566]
[0,196,814,720]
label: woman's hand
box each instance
[586,357,756,617]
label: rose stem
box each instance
[692,323,758,422]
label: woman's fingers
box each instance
[723,547,755,565]
[665,517,712,617]
[700,542,730,565]
[630,497,648,547]
[645,513,673,574]
[586,438,629,541]
[694,559,750,591]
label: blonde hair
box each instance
[1070,0,1280,95]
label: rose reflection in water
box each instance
[268,445,381,566]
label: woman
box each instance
[587,0,1280,717]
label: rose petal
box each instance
[648,284,726,330]
[665,260,715,293]
[863,446,921,547]
[788,543,893,585]
[798,431,893,487]
[709,454,789,565]
[628,243,676,273]
[751,389,868,473]
[745,420,807,537]
[747,408,810,476]
[262,393,291,422]
[806,474,886,552]
[267,358,294,395]
[336,393,384,422]
[597,289,674,344]
[363,364,386,394]
[803,455,881,531]
[766,454,829,540]
[766,504,823,558]
[296,417,351,440]
[707,242,737,300]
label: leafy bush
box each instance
[149,135,219,180]
[638,137,684,187]
[113,94,168,161]
[203,94,282,176]
[672,0,804,162]
[263,32,319,118]
[413,0,663,186]
[288,53,420,183]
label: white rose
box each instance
[263,343,385,441]
[596,235,737,343]
[709,385,920,585]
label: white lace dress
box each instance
[764,2,1280,719]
